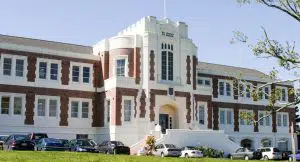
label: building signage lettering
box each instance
[162,32,174,38]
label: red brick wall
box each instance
[149,50,155,81]
[186,56,191,84]
[192,56,197,90]
[134,48,141,84]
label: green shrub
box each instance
[195,146,224,158]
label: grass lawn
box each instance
[0,151,279,162]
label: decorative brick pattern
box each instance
[233,80,238,100]
[252,81,258,101]
[254,110,259,132]
[61,59,70,85]
[186,56,191,84]
[24,92,35,125]
[59,95,69,126]
[92,92,105,127]
[192,56,197,90]
[134,48,141,84]
[212,78,218,98]
[103,51,110,80]
[109,48,134,78]
[139,90,146,118]
[234,105,239,132]
[27,56,37,82]
[149,50,155,81]
[93,62,102,88]
[212,102,219,130]
[207,101,213,129]
[194,94,212,125]
[272,110,277,133]
[149,89,168,121]
[175,91,191,123]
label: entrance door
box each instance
[159,114,169,134]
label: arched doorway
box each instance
[159,104,177,134]
[261,138,272,147]
[241,139,253,149]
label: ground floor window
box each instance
[76,134,88,140]
[241,139,253,149]
[261,138,272,147]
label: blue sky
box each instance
[0,0,299,81]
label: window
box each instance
[161,43,174,81]
[226,83,231,96]
[277,114,282,127]
[49,100,57,117]
[240,111,252,125]
[197,79,203,85]
[205,80,210,86]
[266,115,271,126]
[82,102,89,118]
[39,62,47,79]
[219,110,225,124]
[72,66,80,82]
[37,99,46,116]
[116,59,125,77]
[283,114,288,127]
[3,58,12,76]
[259,112,271,126]
[239,84,245,97]
[199,105,205,125]
[82,67,90,83]
[106,100,110,123]
[219,82,224,96]
[197,78,211,86]
[71,101,79,118]
[281,88,286,101]
[259,113,264,126]
[246,85,251,98]
[13,97,22,115]
[227,111,232,124]
[50,63,58,80]
[1,96,10,114]
[264,87,269,100]
[124,100,131,122]
[15,59,24,77]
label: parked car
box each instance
[69,139,97,152]
[0,135,8,150]
[229,147,254,160]
[288,151,300,161]
[259,147,282,160]
[180,146,203,158]
[59,139,70,151]
[3,134,34,151]
[96,141,130,155]
[252,148,263,160]
[28,133,48,144]
[34,138,69,151]
[154,144,181,157]
[282,151,292,160]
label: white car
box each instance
[154,144,181,157]
[259,147,282,160]
[180,146,203,158]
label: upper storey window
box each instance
[161,43,174,81]
[36,58,60,82]
[219,81,232,97]
[70,62,92,84]
[1,54,27,78]
[116,59,125,77]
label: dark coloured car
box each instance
[229,147,254,160]
[34,138,69,151]
[282,151,292,160]
[69,139,97,152]
[3,134,34,151]
[253,149,263,160]
[288,151,300,161]
[59,139,70,151]
[28,133,48,144]
[97,141,130,155]
[0,135,8,150]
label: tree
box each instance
[232,0,300,161]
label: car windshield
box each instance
[15,135,28,141]
[185,146,196,150]
[77,140,93,146]
[165,144,176,148]
[273,148,280,152]
[60,139,69,145]
[0,136,8,141]
[111,141,124,146]
[33,134,47,140]
[44,138,62,143]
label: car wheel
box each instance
[264,155,269,160]
[161,152,165,157]
[289,157,292,162]
[185,153,189,158]
[244,155,249,160]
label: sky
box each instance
[0,0,299,84]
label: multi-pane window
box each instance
[277,113,288,127]
[239,84,245,97]
[240,111,252,125]
[219,82,224,96]
[219,110,225,124]
[259,112,271,126]
[283,114,288,127]
[71,101,79,118]
[161,43,174,81]
[13,97,22,115]
[227,111,232,124]
[116,59,125,77]
[226,83,231,96]
[199,105,205,125]
[264,87,269,100]
[246,85,251,98]
[3,58,12,76]
[15,59,24,77]
[219,109,232,125]
[82,67,90,83]
[266,115,271,126]
[1,96,10,114]
[72,66,80,82]
[124,100,132,122]
[259,113,264,126]
[277,114,282,127]
[49,100,57,117]
[39,62,47,79]
[197,77,211,86]
[37,99,46,116]
[50,63,58,80]
[82,102,89,118]
[281,88,286,101]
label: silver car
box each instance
[230,147,254,160]
[154,144,181,157]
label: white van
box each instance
[259,147,282,160]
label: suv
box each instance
[259,147,282,160]
[154,144,181,157]
[28,133,48,144]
